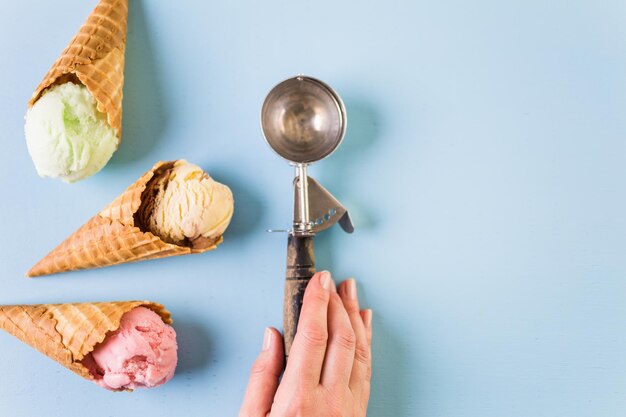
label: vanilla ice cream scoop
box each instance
[137,160,234,247]
[24,82,118,182]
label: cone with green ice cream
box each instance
[27,160,234,277]
[24,0,128,182]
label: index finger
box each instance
[282,271,333,387]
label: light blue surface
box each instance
[1,0,625,416]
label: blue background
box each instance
[1,0,625,416]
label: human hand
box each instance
[239,271,373,417]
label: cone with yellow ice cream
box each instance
[0,301,172,389]
[24,0,129,182]
[27,160,234,277]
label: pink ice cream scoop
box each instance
[82,306,178,390]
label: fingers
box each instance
[283,271,333,387]
[359,308,373,411]
[360,309,373,346]
[337,279,371,392]
[320,291,357,388]
[239,328,284,417]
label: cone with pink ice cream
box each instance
[0,301,177,390]
[27,160,234,277]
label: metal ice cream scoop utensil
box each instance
[261,75,354,358]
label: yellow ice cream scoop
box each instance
[138,160,234,246]
[27,160,232,277]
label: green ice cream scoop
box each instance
[24,82,118,183]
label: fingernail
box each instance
[263,328,272,351]
[346,278,357,300]
[320,271,332,290]
[364,309,373,327]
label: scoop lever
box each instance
[294,176,354,234]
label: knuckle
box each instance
[334,327,356,350]
[344,302,359,314]
[300,325,328,348]
[249,359,268,376]
[354,343,371,364]
[339,294,358,312]
[365,364,373,382]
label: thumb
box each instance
[239,327,284,417]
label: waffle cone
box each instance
[28,0,128,139]
[0,301,171,384]
[27,161,223,277]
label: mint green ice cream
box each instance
[24,82,118,183]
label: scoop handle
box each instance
[283,234,315,359]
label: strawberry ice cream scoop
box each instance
[82,306,178,390]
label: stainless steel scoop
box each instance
[262,76,346,165]
[261,76,354,357]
